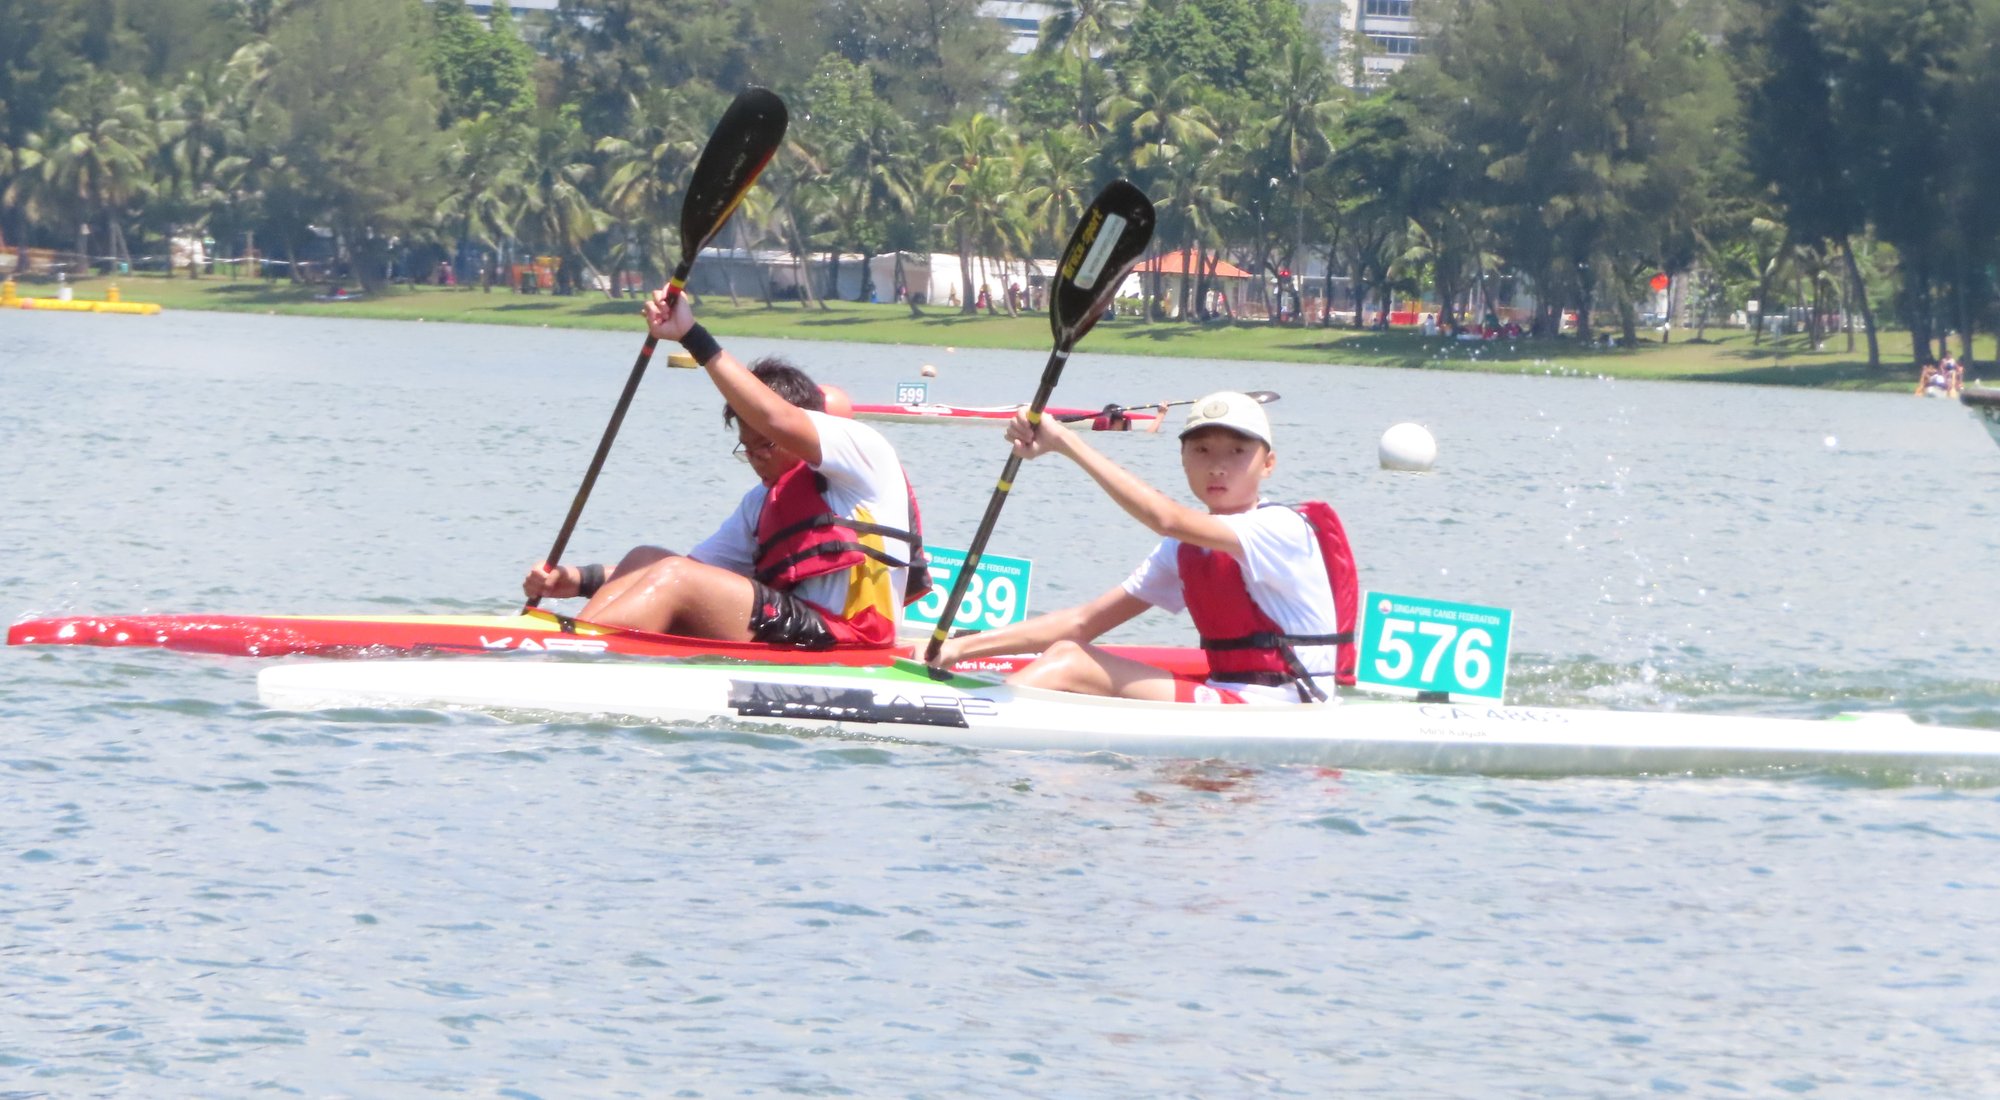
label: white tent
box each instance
[867,253,1055,308]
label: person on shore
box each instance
[1916,358,1953,397]
[935,392,1358,704]
[523,291,930,647]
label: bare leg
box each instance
[1007,640,1182,701]
[582,545,675,608]
[579,554,761,640]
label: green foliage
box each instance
[253,0,446,283]
[428,0,536,125]
[0,1,94,150]
[825,0,1009,125]
[0,0,1992,348]
[1414,0,1730,334]
[1124,0,1301,94]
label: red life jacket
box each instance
[1176,501,1359,700]
[753,461,933,607]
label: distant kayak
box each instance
[854,402,1161,431]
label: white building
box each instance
[1308,0,1423,86]
[978,1,1061,54]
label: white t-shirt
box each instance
[1122,504,1342,701]
[689,411,916,622]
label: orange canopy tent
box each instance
[1133,249,1252,278]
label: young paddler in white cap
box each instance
[937,392,1359,704]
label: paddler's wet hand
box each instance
[523,562,578,601]
[643,287,695,341]
[1006,410,1073,460]
[935,637,965,668]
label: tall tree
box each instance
[1033,0,1136,127]
[252,0,447,288]
[826,0,1008,127]
[1813,0,1974,366]
[924,113,1025,315]
[503,104,605,295]
[428,0,537,126]
[1420,0,1728,340]
[1737,0,1878,364]
[6,77,154,266]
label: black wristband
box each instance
[680,324,722,367]
[576,563,607,598]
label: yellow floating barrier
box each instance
[6,286,162,315]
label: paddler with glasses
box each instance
[936,392,1359,704]
[523,290,931,648]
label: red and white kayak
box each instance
[853,402,1160,431]
[5,608,1208,676]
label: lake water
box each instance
[4,308,1999,1095]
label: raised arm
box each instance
[644,288,821,465]
[1008,414,1244,556]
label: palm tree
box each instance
[1100,66,1215,316]
[596,89,704,294]
[1259,42,1344,279]
[1035,0,1137,129]
[1100,63,1218,176]
[1157,135,1238,322]
[1017,128,1098,257]
[831,97,918,304]
[924,113,1022,315]
[153,68,248,277]
[437,112,528,290]
[7,80,155,272]
[503,107,606,295]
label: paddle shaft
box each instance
[922,346,1067,661]
[524,270,687,609]
[1056,389,1279,424]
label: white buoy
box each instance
[920,363,937,377]
[1379,422,1438,472]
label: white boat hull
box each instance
[257,659,2000,776]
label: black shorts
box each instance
[747,580,839,650]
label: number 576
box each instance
[1372,619,1494,689]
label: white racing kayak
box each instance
[257,657,2000,776]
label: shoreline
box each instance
[35,272,1995,392]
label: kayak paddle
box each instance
[922,179,1156,671]
[527,88,788,609]
[1054,389,1281,425]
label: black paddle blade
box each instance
[1049,179,1155,345]
[677,88,788,269]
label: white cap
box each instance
[1180,391,1273,447]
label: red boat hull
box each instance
[853,402,1158,430]
[7,609,1211,677]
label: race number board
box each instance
[1355,591,1512,701]
[896,381,929,405]
[906,546,1032,631]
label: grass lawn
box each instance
[44,271,1997,392]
